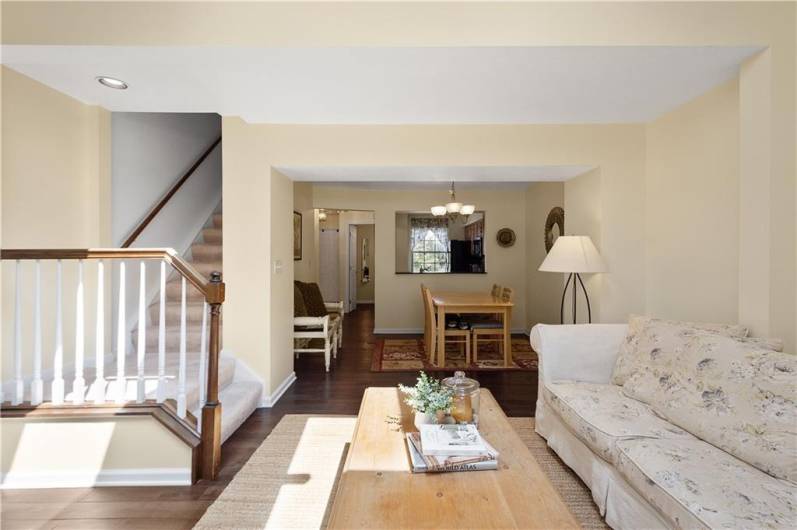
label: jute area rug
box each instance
[373,338,538,372]
[194,414,607,529]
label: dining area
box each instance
[421,284,515,368]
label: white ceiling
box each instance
[277,165,593,187]
[1,45,759,124]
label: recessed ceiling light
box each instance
[96,76,128,90]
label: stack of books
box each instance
[406,424,499,473]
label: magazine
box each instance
[418,424,488,456]
[406,432,499,473]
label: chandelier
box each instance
[431,182,475,218]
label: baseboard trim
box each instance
[374,327,529,335]
[0,468,192,489]
[261,371,297,408]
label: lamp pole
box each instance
[559,272,592,325]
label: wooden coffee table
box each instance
[327,387,580,529]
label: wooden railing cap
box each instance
[0,247,223,303]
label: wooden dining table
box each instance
[430,290,514,367]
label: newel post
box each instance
[201,271,225,480]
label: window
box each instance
[411,224,450,273]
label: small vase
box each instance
[414,411,437,430]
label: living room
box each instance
[1,1,795,529]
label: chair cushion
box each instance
[543,382,692,464]
[295,281,328,317]
[611,315,749,385]
[615,437,796,529]
[622,331,797,483]
[294,284,308,317]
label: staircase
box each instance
[132,209,262,442]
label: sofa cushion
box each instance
[622,332,797,484]
[615,437,796,529]
[295,281,328,317]
[543,382,692,464]
[611,315,749,385]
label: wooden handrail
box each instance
[121,136,221,248]
[0,248,224,304]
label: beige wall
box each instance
[525,182,565,327]
[645,79,740,324]
[313,186,528,333]
[222,121,647,393]
[356,224,375,303]
[293,182,317,283]
[220,118,272,396]
[564,169,604,323]
[270,170,295,392]
[1,416,193,487]
[1,66,111,381]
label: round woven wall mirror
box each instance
[544,207,565,253]
[496,228,516,248]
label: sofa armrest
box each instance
[324,302,344,314]
[530,323,628,385]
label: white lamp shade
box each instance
[431,205,447,216]
[445,202,463,213]
[460,204,476,215]
[539,235,607,273]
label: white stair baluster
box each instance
[52,260,65,405]
[72,260,86,404]
[115,261,127,403]
[177,276,187,418]
[13,260,24,405]
[31,260,43,405]
[94,260,106,403]
[156,261,166,403]
[197,300,208,427]
[136,261,147,403]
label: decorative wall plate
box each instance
[544,207,565,253]
[496,228,516,248]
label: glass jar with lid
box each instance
[442,371,480,426]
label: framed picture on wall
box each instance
[293,211,302,260]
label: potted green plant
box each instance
[399,372,453,429]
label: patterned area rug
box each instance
[194,415,606,529]
[372,337,538,372]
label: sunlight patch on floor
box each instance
[264,416,356,529]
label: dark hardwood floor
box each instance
[1,304,537,529]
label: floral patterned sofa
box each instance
[531,317,796,529]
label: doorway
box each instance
[347,223,375,312]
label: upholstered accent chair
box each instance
[294,281,344,371]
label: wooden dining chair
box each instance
[422,285,470,366]
[472,287,513,364]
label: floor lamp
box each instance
[539,236,607,324]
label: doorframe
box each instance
[347,224,358,312]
